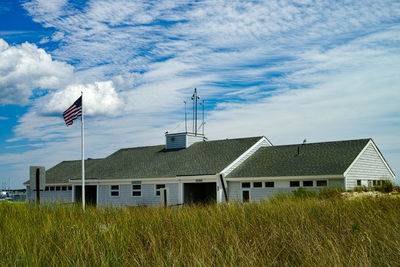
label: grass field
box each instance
[1,192,400,266]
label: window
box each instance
[242,190,250,202]
[45,186,49,191]
[68,186,72,190]
[253,182,262,188]
[132,182,141,197]
[62,186,67,191]
[373,180,377,186]
[155,184,166,196]
[317,180,327,187]
[241,182,251,188]
[265,182,274,188]
[357,180,361,186]
[290,181,300,187]
[56,186,61,191]
[303,181,313,187]
[110,185,120,197]
[377,180,382,186]
[50,186,55,191]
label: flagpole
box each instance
[81,91,85,211]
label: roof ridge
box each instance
[118,144,165,151]
[117,136,263,150]
[204,136,263,143]
[265,138,371,148]
[60,158,104,163]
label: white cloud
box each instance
[22,0,68,23]
[43,81,123,116]
[0,39,73,105]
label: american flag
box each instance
[63,96,82,126]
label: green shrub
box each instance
[292,187,317,199]
[376,180,393,193]
[317,187,343,199]
[354,186,370,192]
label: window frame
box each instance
[155,184,166,196]
[110,185,120,197]
[303,181,313,187]
[241,182,251,189]
[253,182,262,188]
[132,182,142,197]
[265,181,275,188]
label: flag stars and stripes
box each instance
[63,96,82,126]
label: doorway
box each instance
[184,182,216,204]
[74,185,97,206]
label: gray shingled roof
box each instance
[227,139,370,178]
[26,137,262,184]
[84,136,262,180]
[25,158,104,185]
[45,158,104,184]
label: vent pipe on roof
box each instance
[297,139,307,155]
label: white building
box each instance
[25,132,395,206]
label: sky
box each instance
[0,0,399,189]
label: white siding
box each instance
[26,187,72,203]
[228,179,345,202]
[329,179,345,188]
[345,142,394,190]
[165,134,186,150]
[187,134,204,147]
[228,182,293,201]
[97,183,180,207]
[165,133,205,150]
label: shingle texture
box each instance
[85,137,262,179]
[28,137,261,184]
[227,139,370,178]
[45,159,103,184]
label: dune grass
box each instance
[1,194,400,266]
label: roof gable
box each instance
[227,139,371,178]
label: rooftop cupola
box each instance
[165,88,207,150]
[165,132,206,150]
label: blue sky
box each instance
[0,0,399,189]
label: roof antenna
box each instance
[202,99,205,135]
[191,91,195,133]
[191,88,200,135]
[184,101,187,132]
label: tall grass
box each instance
[1,196,400,266]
